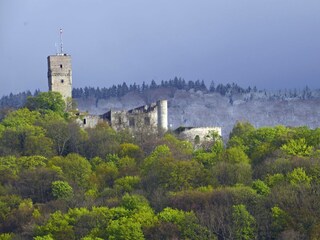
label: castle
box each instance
[47,30,221,144]
[76,100,168,134]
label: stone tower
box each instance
[157,100,168,132]
[47,54,72,101]
[47,29,72,102]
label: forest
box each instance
[0,78,315,111]
[1,92,320,239]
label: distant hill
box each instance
[75,85,320,138]
[1,79,319,138]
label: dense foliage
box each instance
[1,92,320,239]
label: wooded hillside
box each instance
[0,92,320,239]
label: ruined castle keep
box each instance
[78,100,168,134]
[47,54,72,102]
[102,100,168,132]
[47,29,72,104]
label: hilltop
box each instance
[75,84,320,138]
[1,79,320,138]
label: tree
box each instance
[93,162,119,191]
[114,176,141,194]
[157,207,210,239]
[1,108,40,127]
[117,156,139,177]
[287,167,312,187]
[271,206,288,238]
[281,138,313,157]
[211,161,252,186]
[229,122,253,145]
[161,134,193,160]
[232,204,256,240]
[119,143,143,161]
[39,115,72,155]
[106,217,144,240]
[141,145,174,194]
[167,160,204,191]
[15,167,59,203]
[0,233,14,240]
[25,92,66,116]
[52,181,73,200]
[49,153,92,189]
[0,108,51,156]
[225,146,250,164]
[82,122,120,159]
[35,211,75,239]
[252,180,270,196]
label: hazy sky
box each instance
[1,0,320,97]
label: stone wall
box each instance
[95,100,168,134]
[77,114,101,128]
[175,127,222,145]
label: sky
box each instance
[0,0,320,97]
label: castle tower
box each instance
[157,100,168,132]
[47,29,72,102]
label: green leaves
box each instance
[49,153,92,189]
[281,138,313,157]
[25,92,66,116]
[252,180,270,196]
[106,217,144,240]
[287,168,312,187]
[52,181,73,200]
[232,204,256,240]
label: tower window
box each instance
[61,79,64,83]
[83,119,87,125]
[144,117,150,125]
[60,64,63,68]
[129,118,135,127]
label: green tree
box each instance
[25,92,66,116]
[49,153,92,189]
[287,167,312,187]
[119,143,143,160]
[106,217,144,240]
[83,122,120,159]
[52,181,73,200]
[93,162,119,191]
[211,161,252,186]
[158,207,209,239]
[15,167,59,202]
[229,121,255,140]
[0,233,14,240]
[232,204,256,240]
[271,206,288,238]
[252,180,270,196]
[225,146,250,164]
[35,211,74,240]
[168,160,204,191]
[1,108,40,128]
[39,115,71,155]
[141,145,184,192]
[117,156,138,176]
[161,134,193,160]
[0,108,49,156]
[281,138,313,157]
[114,176,141,194]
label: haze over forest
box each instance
[1,79,320,138]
